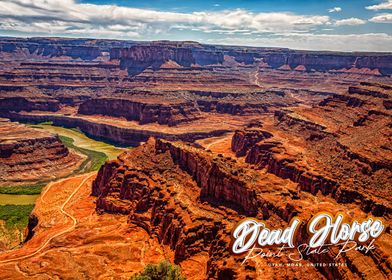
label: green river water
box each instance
[0,194,40,205]
[34,124,124,160]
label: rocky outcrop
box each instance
[92,139,324,278]
[274,110,327,132]
[226,50,259,64]
[0,133,67,159]
[231,104,392,217]
[319,93,365,107]
[110,42,225,74]
[30,44,101,60]
[95,138,261,216]
[235,132,391,217]
[155,139,260,215]
[109,41,392,76]
[2,37,392,83]
[231,129,272,156]
[92,139,260,279]
[348,86,390,98]
[197,100,268,114]
[78,98,201,126]
[192,48,224,65]
[249,141,339,194]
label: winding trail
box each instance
[252,64,263,88]
[0,173,95,264]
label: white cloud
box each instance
[335,18,367,26]
[207,33,392,52]
[0,0,330,38]
[328,7,342,13]
[366,0,392,10]
[369,13,392,23]
[0,0,389,52]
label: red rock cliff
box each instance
[78,97,201,126]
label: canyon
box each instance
[0,37,391,279]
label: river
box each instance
[34,124,125,160]
[0,194,39,205]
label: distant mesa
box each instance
[0,37,391,76]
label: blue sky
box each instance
[0,0,392,51]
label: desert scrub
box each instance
[0,204,34,229]
[131,260,186,280]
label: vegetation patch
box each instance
[0,183,45,195]
[59,135,108,172]
[131,261,186,280]
[0,204,34,229]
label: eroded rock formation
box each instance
[93,138,392,279]
[231,83,392,218]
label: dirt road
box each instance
[0,172,169,279]
[0,173,94,264]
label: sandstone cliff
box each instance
[93,139,392,279]
[263,51,392,75]
[0,37,106,60]
[111,45,195,75]
[196,100,268,115]
[109,41,392,76]
[78,98,201,126]
[5,112,230,146]
[92,139,258,279]
[0,97,60,113]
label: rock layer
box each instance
[4,112,231,146]
[78,97,201,126]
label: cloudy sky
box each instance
[0,0,392,52]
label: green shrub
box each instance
[131,260,186,280]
